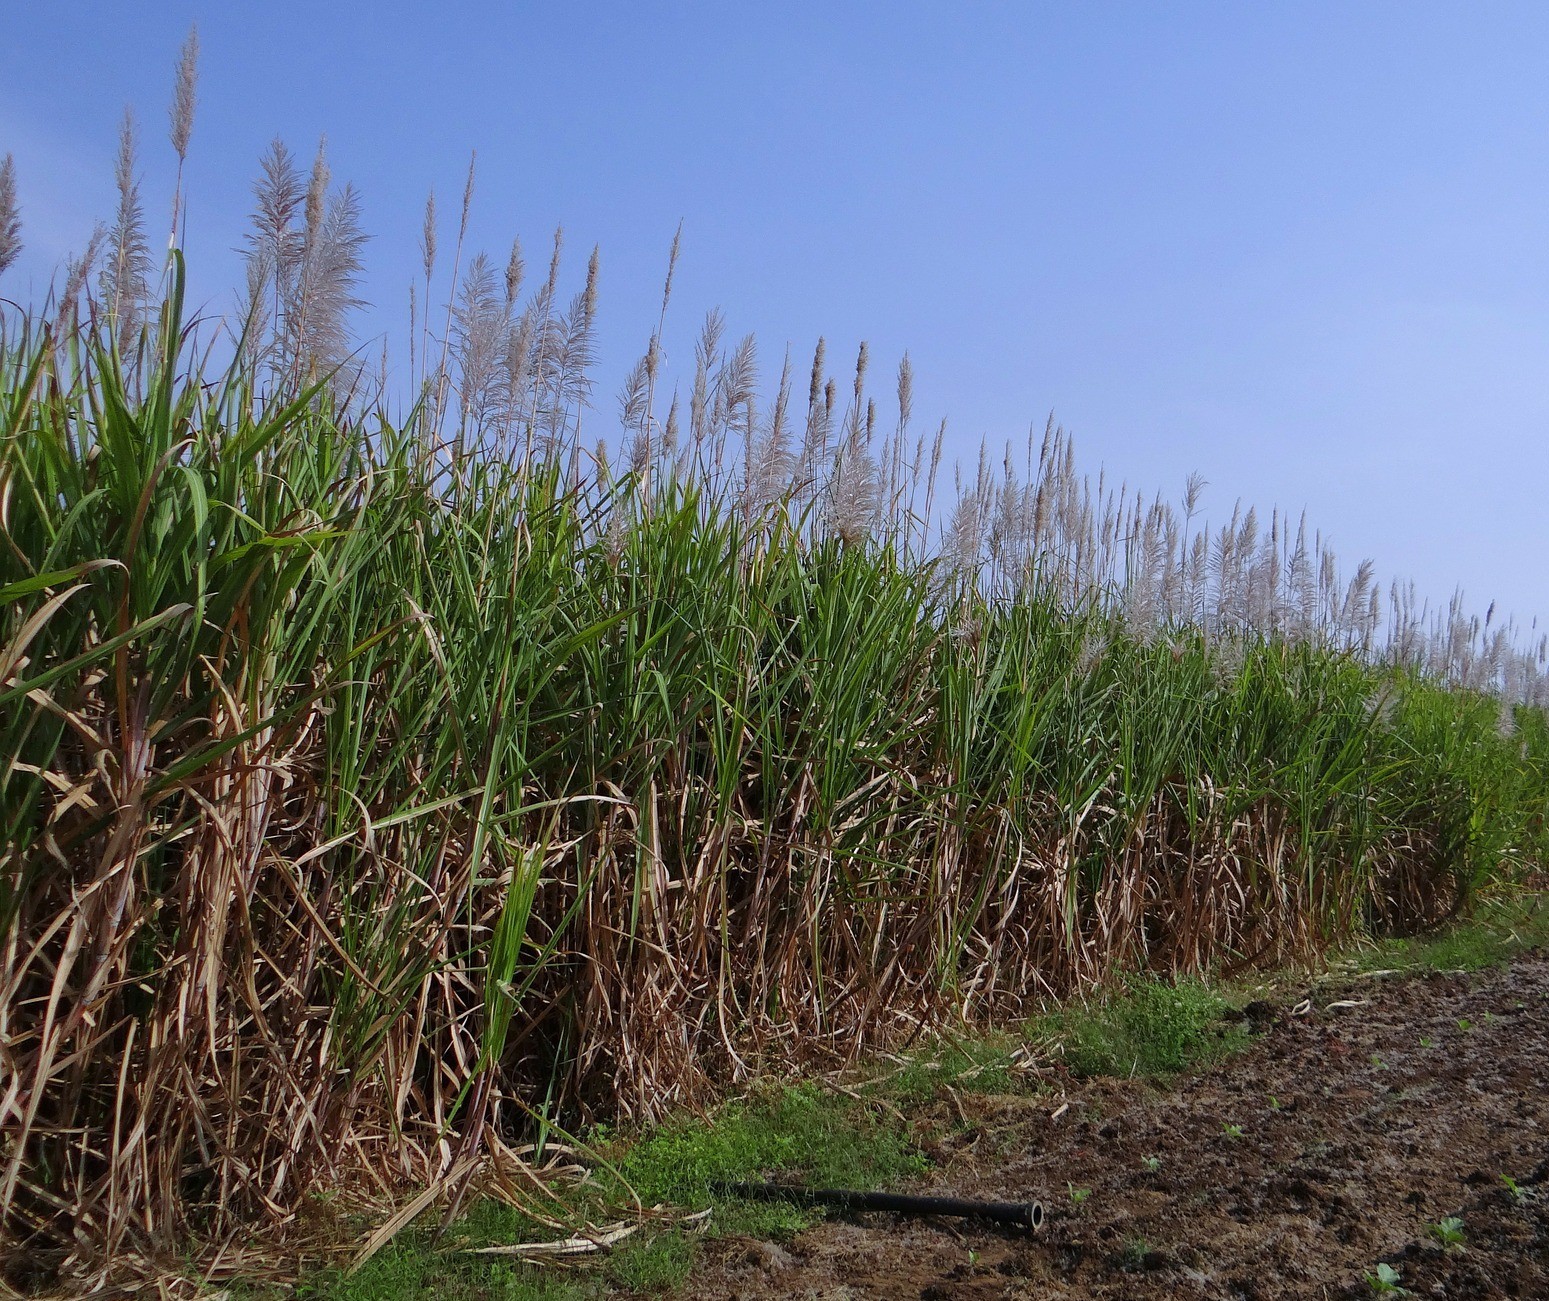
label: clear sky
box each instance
[4,2,1548,626]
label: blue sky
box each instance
[5,2,1548,624]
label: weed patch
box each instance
[611,1081,927,1219]
[297,1242,600,1301]
[1347,894,1549,974]
[1033,977,1248,1078]
[870,1031,1032,1104]
[604,1232,695,1293]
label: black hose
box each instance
[714,1180,1045,1230]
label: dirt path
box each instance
[691,957,1549,1300]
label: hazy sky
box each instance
[4,2,1548,626]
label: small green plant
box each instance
[1222,1122,1244,1140]
[1501,1174,1526,1203]
[1141,1155,1161,1173]
[1268,1094,1281,1111]
[1428,1216,1465,1248]
[1418,1036,1434,1049]
[1457,1018,1472,1032]
[1370,1054,1387,1069]
[1365,1261,1409,1295]
[1068,1183,1092,1207]
[1119,1236,1151,1270]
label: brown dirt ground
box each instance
[688,956,1549,1300]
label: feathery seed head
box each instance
[603,501,628,567]
[1211,634,1246,687]
[545,226,564,297]
[1076,629,1108,675]
[723,334,757,418]
[745,350,795,511]
[291,181,368,376]
[114,107,138,192]
[459,152,476,236]
[305,138,329,246]
[504,237,524,306]
[627,431,651,477]
[57,224,106,326]
[583,245,600,322]
[664,391,680,454]
[170,25,199,162]
[0,153,20,277]
[1183,471,1207,518]
[696,307,725,367]
[951,605,983,648]
[618,354,651,431]
[770,351,792,442]
[505,309,534,409]
[1365,688,1397,729]
[101,108,152,344]
[927,418,945,483]
[450,251,507,435]
[662,221,682,312]
[421,190,437,282]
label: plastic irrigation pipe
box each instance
[715,1180,1045,1230]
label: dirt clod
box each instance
[746,1241,796,1272]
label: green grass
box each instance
[611,1081,928,1231]
[1032,976,1250,1079]
[296,1210,696,1301]
[1343,893,1549,974]
[1026,893,1549,1087]
[602,1233,696,1294]
[866,1031,1032,1104]
[298,1244,603,1301]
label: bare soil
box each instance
[691,957,1549,1300]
